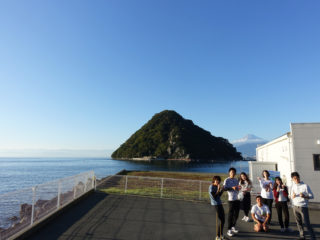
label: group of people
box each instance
[209,168,316,240]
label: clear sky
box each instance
[0,0,319,156]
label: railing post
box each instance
[84,177,87,193]
[160,178,164,198]
[73,177,77,200]
[124,176,128,193]
[57,180,61,209]
[31,186,36,225]
[199,181,202,200]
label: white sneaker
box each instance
[227,230,234,237]
[241,216,246,221]
[215,237,221,240]
[244,216,250,222]
[280,228,285,232]
[231,227,239,233]
[220,235,224,240]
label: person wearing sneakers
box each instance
[239,172,252,222]
[209,176,225,240]
[223,167,240,237]
[290,172,316,240]
[273,176,292,233]
[251,195,270,232]
[257,170,274,224]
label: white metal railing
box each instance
[97,175,213,202]
[0,171,95,240]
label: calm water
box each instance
[0,157,248,195]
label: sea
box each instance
[0,157,249,229]
[0,157,248,195]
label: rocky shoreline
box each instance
[114,156,191,161]
[113,157,245,162]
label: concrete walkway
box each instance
[25,192,320,240]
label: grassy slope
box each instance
[99,171,235,202]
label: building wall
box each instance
[256,134,293,187]
[291,123,320,202]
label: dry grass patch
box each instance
[98,171,231,202]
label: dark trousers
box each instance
[262,198,273,224]
[215,204,225,237]
[228,200,240,230]
[240,192,251,216]
[293,206,316,240]
[275,201,289,228]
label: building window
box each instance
[314,154,320,171]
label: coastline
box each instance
[112,157,244,162]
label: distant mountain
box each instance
[112,110,242,162]
[231,134,267,158]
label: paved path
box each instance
[26,192,320,240]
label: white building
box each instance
[251,123,320,202]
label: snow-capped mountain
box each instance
[232,134,266,145]
[231,134,268,158]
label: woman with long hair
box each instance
[257,170,274,224]
[273,176,292,232]
[239,172,252,222]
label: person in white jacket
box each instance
[223,167,241,237]
[257,170,274,224]
[290,172,316,240]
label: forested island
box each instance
[111,110,242,162]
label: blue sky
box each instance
[0,0,319,156]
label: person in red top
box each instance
[273,177,292,232]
